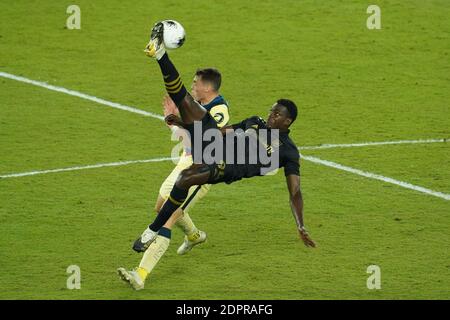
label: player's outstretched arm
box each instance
[286,174,316,248]
[219,117,251,135]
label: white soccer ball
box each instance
[162,20,186,49]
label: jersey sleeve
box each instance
[209,104,230,128]
[283,149,300,176]
[231,116,261,131]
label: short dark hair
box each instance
[277,98,298,124]
[195,68,222,92]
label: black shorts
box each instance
[206,162,250,185]
[206,161,228,184]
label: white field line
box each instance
[301,154,450,201]
[3,152,448,201]
[1,71,449,200]
[0,157,179,179]
[0,71,165,121]
[1,138,446,180]
[1,71,446,150]
[299,138,447,150]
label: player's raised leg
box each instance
[150,164,211,230]
[144,22,206,124]
[175,186,209,255]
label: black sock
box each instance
[157,53,187,105]
[149,185,189,232]
[158,227,172,239]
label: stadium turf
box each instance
[0,0,449,299]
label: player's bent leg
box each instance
[135,227,172,282]
[163,209,183,229]
[156,152,197,213]
[119,227,173,290]
[177,184,210,232]
[131,194,176,253]
[176,184,210,255]
[175,163,211,189]
[133,164,211,252]
[175,210,196,235]
[176,206,208,256]
[133,154,192,253]
[148,164,211,232]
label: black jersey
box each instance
[208,116,300,184]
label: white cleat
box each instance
[177,230,207,255]
[117,268,144,291]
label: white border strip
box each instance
[302,154,450,201]
[299,138,447,150]
[0,157,179,179]
[0,71,164,121]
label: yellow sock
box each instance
[136,267,148,281]
[138,230,171,277]
[187,230,201,242]
[176,212,198,237]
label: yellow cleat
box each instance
[144,40,157,57]
[177,230,207,255]
[144,21,165,60]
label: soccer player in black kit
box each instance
[118,22,316,290]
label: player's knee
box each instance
[176,170,195,189]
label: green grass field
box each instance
[1,0,449,299]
